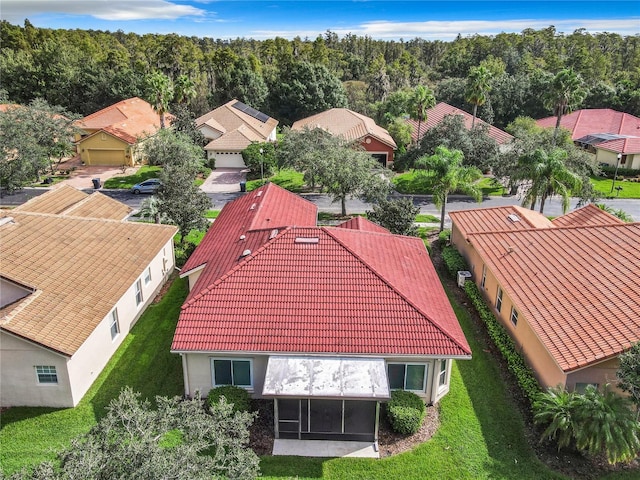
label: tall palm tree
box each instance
[147,71,174,129]
[173,74,196,105]
[415,145,482,231]
[516,148,582,214]
[410,85,435,144]
[544,68,587,145]
[465,65,492,128]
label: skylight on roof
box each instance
[507,214,521,223]
[232,101,270,123]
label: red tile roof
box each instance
[335,216,390,234]
[173,183,470,357]
[467,223,640,371]
[405,102,513,145]
[551,203,624,228]
[449,205,553,239]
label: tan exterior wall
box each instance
[566,357,620,392]
[200,125,223,141]
[0,238,176,408]
[0,332,72,408]
[78,133,133,166]
[596,149,640,170]
[186,268,204,292]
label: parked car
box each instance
[131,178,161,194]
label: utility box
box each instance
[457,270,472,288]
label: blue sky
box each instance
[2,1,639,41]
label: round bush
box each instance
[386,390,426,435]
[207,385,251,413]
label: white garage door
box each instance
[213,152,246,168]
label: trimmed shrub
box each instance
[441,245,468,278]
[207,385,251,414]
[601,165,640,178]
[464,282,541,404]
[386,390,426,435]
[438,229,451,244]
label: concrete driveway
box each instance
[200,168,248,193]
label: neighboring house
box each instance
[195,100,278,168]
[449,203,639,393]
[0,186,177,408]
[292,108,398,168]
[172,183,471,444]
[405,102,513,149]
[75,97,169,167]
[536,109,640,169]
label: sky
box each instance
[1,0,639,41]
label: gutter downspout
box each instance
[180,353,191,398]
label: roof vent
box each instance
[241,249,251,257]
[0,217,15,227]
[269,229,279,239]
[250,203,257,210]
[256,191,263,197]
[295,237,319,244]
[239,234,246,240]
[507,214,521,223]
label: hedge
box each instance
[386,390,426,435]
[464,282,541,405]
[207,385,252,413]
[601,165,640,178]
[441,245,468,278]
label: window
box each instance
[496,287,503,313]
[135,279,143,306]
[387,363,427,392]
[438,360,448,387]
[212,359,253,388]
[480,265,486,289]
[35,366,58,384]
[109,309,120,340]
[144,267,152,285]
[510,307,519,326]
[575,383,599,394]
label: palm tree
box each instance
[516,148,582,214]
[410,85,435,144]
[147,71,174,129]
[173,74,196,105]
[533,386,578,450]
[465,65,492,128]
[415,145,482,231]
[544,68,587,145]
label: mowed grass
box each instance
[259,289,566,480]
[103,165,162,189]
[0,277,188,475]
[591,176,640,199]
[393,171,502,197]
[246,169,305,192]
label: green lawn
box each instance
[591,176,640,199]
[246,169,305,192]
[415,213,439,223]
[0,277,188,475]
[103,165,162,189]
[393,171,502,197]
[204,209,220,219]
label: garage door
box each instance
[213,152,246,168]
[87,149,126,166]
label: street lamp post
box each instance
[259,148,264,184]
[610,153,623,194]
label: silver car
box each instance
[131,178,161,194]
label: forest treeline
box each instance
[1,20,639,127]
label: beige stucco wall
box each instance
[78,132,133,166]
[566,357,621,392]
[0,238,176,408]
[596,149,640,170]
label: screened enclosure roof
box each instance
[262,356,390,399]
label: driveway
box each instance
[54,156,136,190]
[200,168,248,193]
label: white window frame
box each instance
[135,279,143,306]
[387,362,428,392]
[211,358,254,389]
[496,287,503,313]
[480,265,486,289]
[35,365,58,385]
[438,359,448,388]
[510,307,519,326]
[109,308,120,340]
[144,267,152,285]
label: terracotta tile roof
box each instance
[292,108,397,149]
[180,183,318,298]
[467,223,640,371]
[551,203,624,228]
[15,185,131,220]
[536,109,640,153]
[405,102,514,145]
[449,205,553,239]
[0,207,176,356]
[77,97,168,143]
[173,227,470,357]
[335,216,390,234]
[204,124,264,151]
[195,99,277,148]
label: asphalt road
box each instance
[2,187,638,223]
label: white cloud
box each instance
[252,18,640,41]
[1,0,205,23]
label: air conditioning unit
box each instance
[457,270,472,288]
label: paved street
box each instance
[2,187,638,224]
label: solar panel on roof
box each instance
[232,101,270,123]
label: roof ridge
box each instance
[323,227,471,355]
[467,221,637,237]
[59,193,93,216]
[10,210,177,229]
